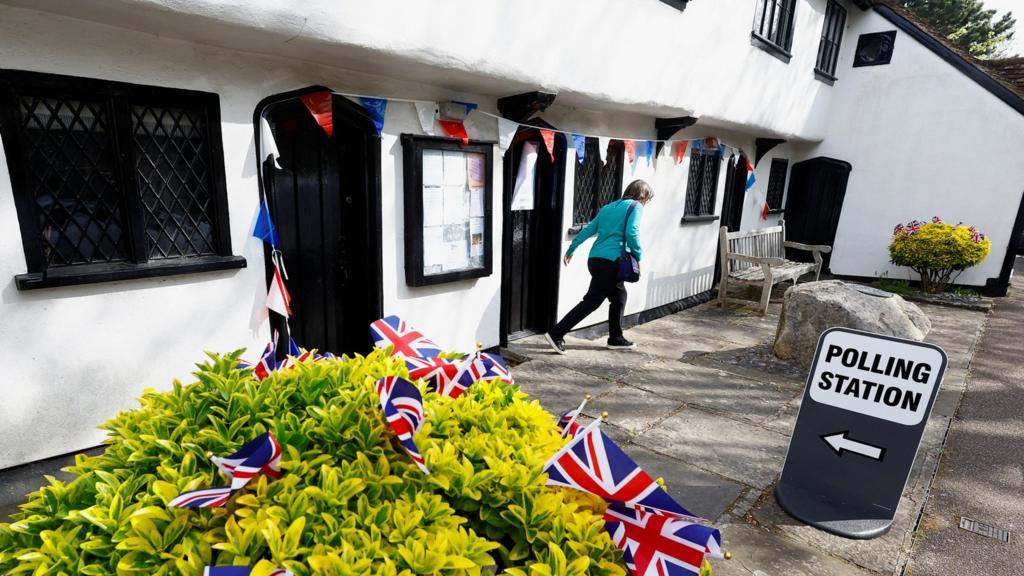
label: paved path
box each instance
[507,281,988,576]
[907,258,1024,576]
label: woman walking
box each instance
[544,179,653,354]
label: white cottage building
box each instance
[1,0,1022,469]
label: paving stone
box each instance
[583,384,686,435]
[763,396,802,437]
[620,360,798,426]
[726,487,763,520]
[712,521,876,576]
[509,334,657,381]
[683,344,807,390]
[622,443,745,522]
[752,487,921,575]
[510,359,619,413]
[635,407,789,489]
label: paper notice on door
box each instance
[442,223,469,270]
[511,141,537,211]
[467,152,486,188]
[423,186,444,227]
[470,187,485,217]
[443,185,469,225]
[423,150,444,187]
[443,151,467,186]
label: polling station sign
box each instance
[776,327,947,539]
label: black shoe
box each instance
[607,336,636,350]
[544,333,566,355]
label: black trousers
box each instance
[550,257,627,340]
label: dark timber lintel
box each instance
[655,116,698,156]
[497,92,557,123]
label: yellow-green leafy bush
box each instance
[888,217,991,293]
[0,350,625,575]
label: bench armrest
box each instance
[727,253,785,267]
[783,241,832,254]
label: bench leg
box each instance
[814,263,822,282]
[760,279,772,314]
[718,276,728,307]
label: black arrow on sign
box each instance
[821,431,886,461]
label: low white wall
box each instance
[810,9,1024,286]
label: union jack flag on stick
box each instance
[167,432,282,508]
[604,501,722,576]
[543,421,691,516]
[478,351,514,385]
[558,395,591,439]
[369,315,442,358]
[204,567,293,576]
[376,376,430,474]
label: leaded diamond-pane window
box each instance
[131,104,218,259]
[684,150,721,217]
[572,139,624,230]
[17,95,129,267]
[765,158,789,210]
[0,70,239,289]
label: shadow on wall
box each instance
[643,265,716,311]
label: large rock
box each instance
[773,280,931,368]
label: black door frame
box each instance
[784,156,852,271]
[499,124,566,345]
[252,85,383,354]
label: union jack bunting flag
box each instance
[369,315,442,359]
[168,433,283,508]
[543,421,690,516]
[204,567,293,576]
[376,376,430,474]
[558,397,590,439]
[252,340,277,381]
[479,352,514,385]
[604,501,722,576]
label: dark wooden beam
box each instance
[497,92,557,123]
[654,116,698,156]
[755,138,786,166]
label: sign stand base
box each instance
[775,483,893,539]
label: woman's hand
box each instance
[563,254,572,266]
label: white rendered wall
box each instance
[808,9,1024,285]
[0,5,506,467]
[2,0,849,142]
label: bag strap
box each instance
[621,200,636,252]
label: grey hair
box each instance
[622,179,655,203]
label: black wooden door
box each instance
[721,154,749,233]
[783,157,851,269]
[501,128,565,342]
[262,94,382,355]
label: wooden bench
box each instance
[718,221,832,314]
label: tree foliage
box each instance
[898,0,1017,58]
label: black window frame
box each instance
[765,158,790,211]
[751,0,799,63]
[0,70,242,290]
[400,134,494,287]
[682,148,722,223]
[815,0,847,83]
[570,138,624,234]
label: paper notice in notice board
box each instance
[511,141,537,211]
[423,150,444,187]
[423,186,444,227]
[470,188,485,217]
[467,153,485,188]
[470,217,484,259]
[443,186,469,225]
[443,151,467,186]
[442,223,469,271]
[423,226,445,272]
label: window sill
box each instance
[750,32,792,64]
[15,254,247,291]
[657,0,689,11]
[768,208,785,214]
[567,224,586,236]
[680,215,720,225]
[814,68,838,86]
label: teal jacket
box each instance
[567,199,643,262]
